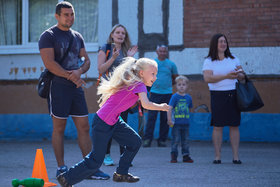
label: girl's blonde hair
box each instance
[107,24,132,56]
[97,57,157,106]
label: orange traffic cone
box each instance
[32,149,57,187]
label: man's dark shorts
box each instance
[48,80,88,119]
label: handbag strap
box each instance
[104,43,112,76]
[237,72,249,84]
[96,44,112,86]
[59,29,74,64]
[243,74,249,83]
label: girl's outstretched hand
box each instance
[160,103,171,111]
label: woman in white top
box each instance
[202,33,245,164]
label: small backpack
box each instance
[96,44,112,86]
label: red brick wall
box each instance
[184,0,280,47]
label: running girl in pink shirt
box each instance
[57,57,170,186]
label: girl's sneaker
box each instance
[103,154,114,166]
[113,172,140,182]
[57,173,72,187]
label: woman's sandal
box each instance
[213,160,221,164]
[232,160,242,164]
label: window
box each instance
[0,0,98,54]
[69,0,98,43]
[0,0,22,45]
[29,0,57,43]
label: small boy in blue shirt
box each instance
[167,75,194,163]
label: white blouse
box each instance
[202,56,240,91]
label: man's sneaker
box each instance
[113,172,140,183]
[143,139,151,147]
[56,165,68,177]
[183,155,194,163]
[103,154,114,166]
[57,173,73,187]
[87,170,110,180]
[157,140,166,147]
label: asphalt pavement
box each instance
[1,140,279,187]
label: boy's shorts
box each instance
[48,80,88,119]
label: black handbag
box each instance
[37,69,54,98]
[37,31,74,98]
[236,75,264,112]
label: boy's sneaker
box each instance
[56,165,68,177]
[103,154,114,166]
[57,173,73,187]
[170,152,178,163]
[183,155,194,163]
[113,172,140,183]
[87,170,110,180]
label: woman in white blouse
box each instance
[202,33,245,164]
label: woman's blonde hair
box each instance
[107,24,132,56]
[97,57,157,106]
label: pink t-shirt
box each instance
[97,82,147,125]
